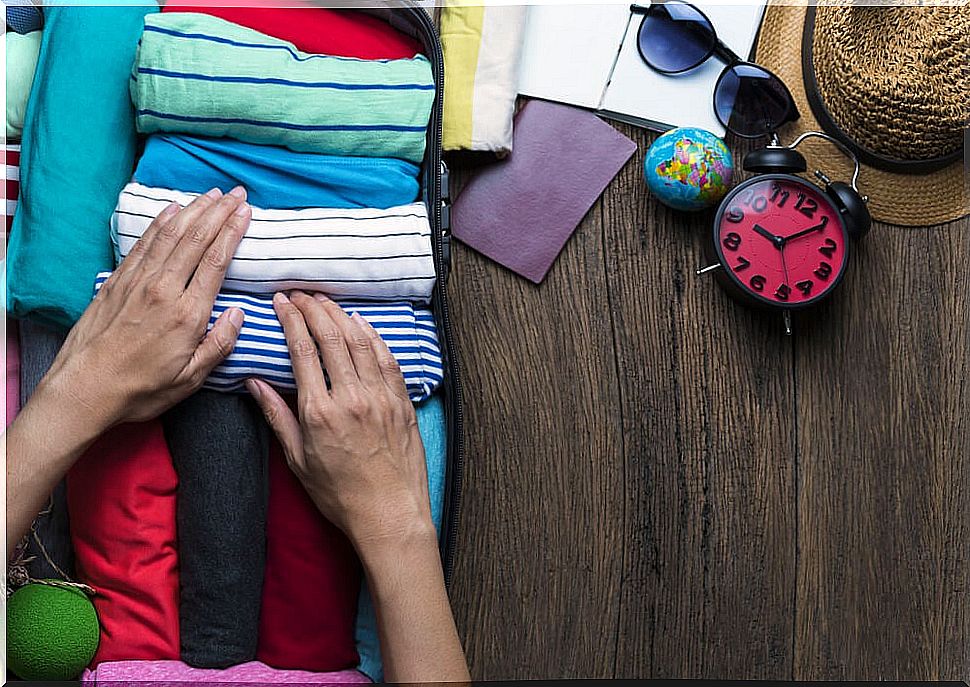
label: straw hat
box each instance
[755,1,969,227]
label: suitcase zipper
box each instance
[403,4,465,588]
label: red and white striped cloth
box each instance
[4,144,21,238]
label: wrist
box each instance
[352,512,439,571]
[28,370,114,450]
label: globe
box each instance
[644,127,735,212]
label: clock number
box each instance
[749,275,766,292]
[752,195,768,213]
[770,183,790,207]
[723,232,742,251]
[794,193,818,218]
[733,256,751,272]
[774,284,791,301]
[814,261,833,280]
[796,280,814,296]
[726,207,744,223]
[819,237,837,258]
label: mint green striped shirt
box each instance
[131,13,435,163]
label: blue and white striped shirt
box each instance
[94,273,444,402]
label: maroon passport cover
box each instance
[452,100,637,284]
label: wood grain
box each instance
[793,219,970,679]
[447,191,626,679]
[604,124,795,679]
[444,117,969,680]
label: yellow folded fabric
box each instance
[441,5,527,155]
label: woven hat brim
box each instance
[755,0,969,227]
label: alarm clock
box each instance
[697,131,871,333]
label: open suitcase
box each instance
[8,3,464,681]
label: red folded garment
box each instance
[162,3,422,59]
[257,440,361,671]
[67,421,179,666]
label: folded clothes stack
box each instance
[88,6,440,683]
[7,5,446,682]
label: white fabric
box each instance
[111,182,437,302]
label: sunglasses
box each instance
[631,1,799,138]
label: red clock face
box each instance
[715,175,848,307]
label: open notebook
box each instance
[518,3,768,136]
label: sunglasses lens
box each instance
[714,63,795,137]
[637,1,717,73]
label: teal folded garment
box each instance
[6,5,158,329]
[354,393,447,682]
[131,13,435,163]
[5,31,42,140]
[134,135,420,210]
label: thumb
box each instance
[187,307,244,379]
[245,377,304,468]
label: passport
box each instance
[452,99,637,284]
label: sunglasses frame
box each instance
[630,0,800,138]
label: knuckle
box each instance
[185,223,210,247]
[157,217,181,240]
[213,330,236,358]
[143,280,169,305]
[344,393,369,419]
[318,328,345,348]
[201,246,229,270]
[350,334,372,354]
[378,352,401,373]
[302,403,329,428]
[290,337,319,360]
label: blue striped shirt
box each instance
[94,273,443,402]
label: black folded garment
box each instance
[162,390,270,668]
[18,319,74,581]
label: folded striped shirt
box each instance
[111,183,437,303]
[93,273,443,402]
[131,12,435,163]
[5,145,20,237]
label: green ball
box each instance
[7,581,100,680]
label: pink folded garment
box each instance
[7,320,20,426]
[82,660,372,685]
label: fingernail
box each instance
[228,185,247,199]
[313,292,331,302]
[245,378,262,401]
[205,187,223,199]
[273,292,290,305]
[233,202,251,217]
[228,307,244,330]
[160,202,179,216]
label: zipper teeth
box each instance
[407,3,465,588]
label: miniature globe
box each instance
[644,127,734,211]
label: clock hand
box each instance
[780,243,790,286]
[781,216,829,244]
[753,223,783,248]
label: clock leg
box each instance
[783,310,793,336]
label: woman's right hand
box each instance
[244,290,434,552]
[245,290,469,684]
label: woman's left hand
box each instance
[33,186,252,436]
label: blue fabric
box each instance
[6,5,158,329]
[133,135,420,210]
[6,4,43,34]
[354,393,447,681]
[94,273,443,403]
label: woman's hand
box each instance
[6,187,252,560]
[35,187,252,435]
[245,291,469,684]
[245,290,433,551]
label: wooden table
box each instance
[446,121,969,679]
